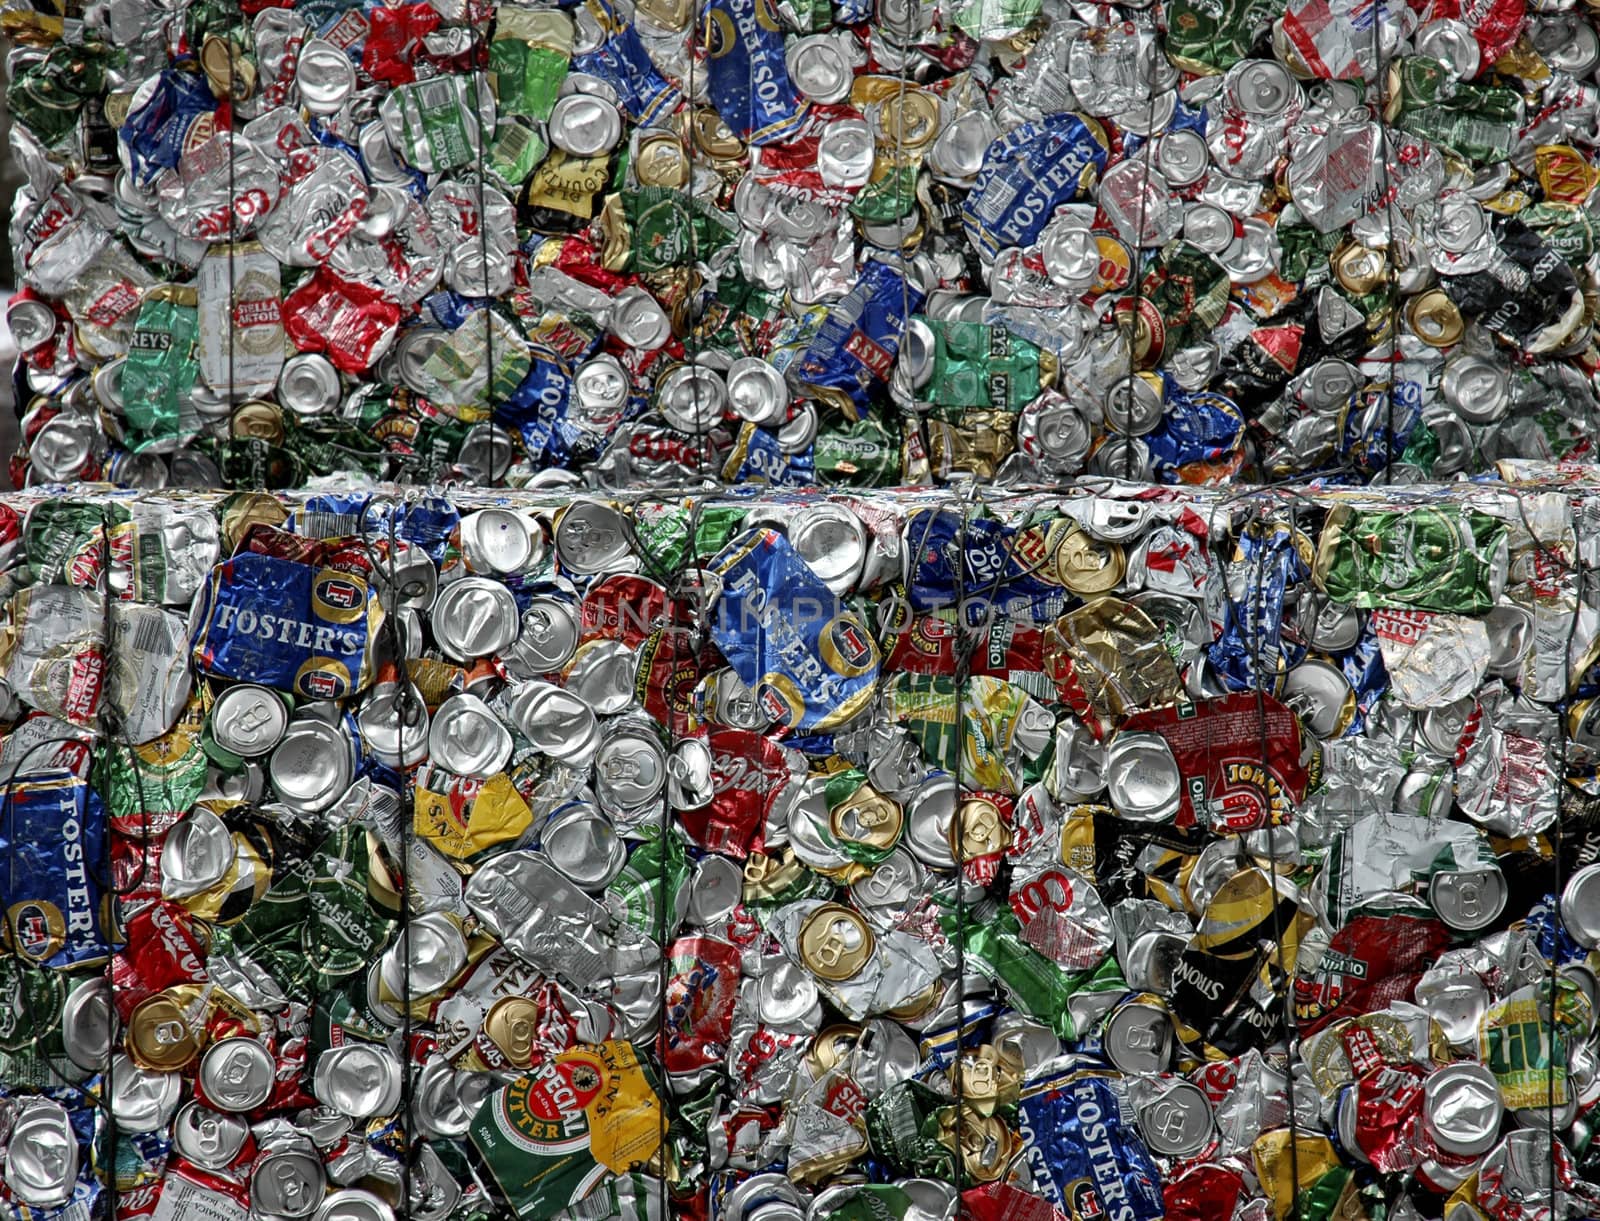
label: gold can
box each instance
[1536,144,1598,205]
[200,34,256,102]
[166,980,259,1036]
[743,850,808,902]
[1570,697,1600,750]
[873,89,941,152]
[830,785,904,852]
[1405,289,1464,347]
[633,130,691,189]
[928,411,1017,481]
[1331,242,1388,295]
[217,490,289,550]
[126,994,200,1071]
[883,978,944,1024]
[688,108,745,161]
[72,321,110,364]
[1049,525,1126,595]
[1112,296,1165,368]
[798,903,876,982]
[1381,62,1402,124]
[635,0,692,28]
[482,996,544,1068]
[1194,868,1303,962]
[366,831,404,916]
[1091,234,1134,295]
[1252,1130,1344,1221]
[102,89,137,129]
[524,150,611,221]
[949,796,1011,863]
[145,282,198,308]
[230,400,285,444]
[788,1130,869,1187]
[949,1044,1021,1116]
[806,1024,861,1076]
[1060,803,1099,876]
[938,1104,1019,1183]
[1300,1019,1368,1101]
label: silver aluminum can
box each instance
[554,499,637,575]
[160,806,235,898]
[430,577,521,661]
[787,502,868,596]
[3,1100,79,1207]
[210,682,289,757]
[504,680,600,765]
[593,718,668,817]
[317,1189,398,1221]
[109,1053,183,1134]
[314,1044,404,1119]
[278,351,342,417]
[1422,1062,1503,1157]
[61,975,116,1073]
[172,1101,251,1170]
[251,1145,328,1220]
[1103,731,1181,822]
[459,508,536,575]
[381,911,469,999]
[198,1036,276,1113]
[1135,1079,1214,1157]
[726,357,791,427]
[539,801,627,891]
[357,681,430,769]
[565,639,638,715]
[656,362,729,434]
[549,92,623,156]
[268,718,355,813]
[428,692,513,777]
[785,36,853,104]
[502,596,580,678]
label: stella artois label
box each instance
[198,241,283,397]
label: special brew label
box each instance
[470,1042,664,1219]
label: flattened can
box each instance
[190,551,382,700]
[468,1041,664,1219]
[709,528,881,732]
[197,241,283,399]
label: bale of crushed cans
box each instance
[5,469,1600,1219]
[11,0,1600,488]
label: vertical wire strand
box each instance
[687,0,705,482]
[1121,56,1157,485]
[476,3,495,486]
[655,495,694,1221]
[1201,487,1307,1221]
[1366,0,1399,484]
[891,0,914,483]
[358,494,421,1221]
[636,485,713,1221]
[1251,494,1302,1221]
[225,24,236,479]
[950,488,968,1187]
[1545,487,1584,1217]
[657,0,711,1192]
[99,510,120,1221]
[394,500,415,1221]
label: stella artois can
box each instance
[197,240,283,398]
